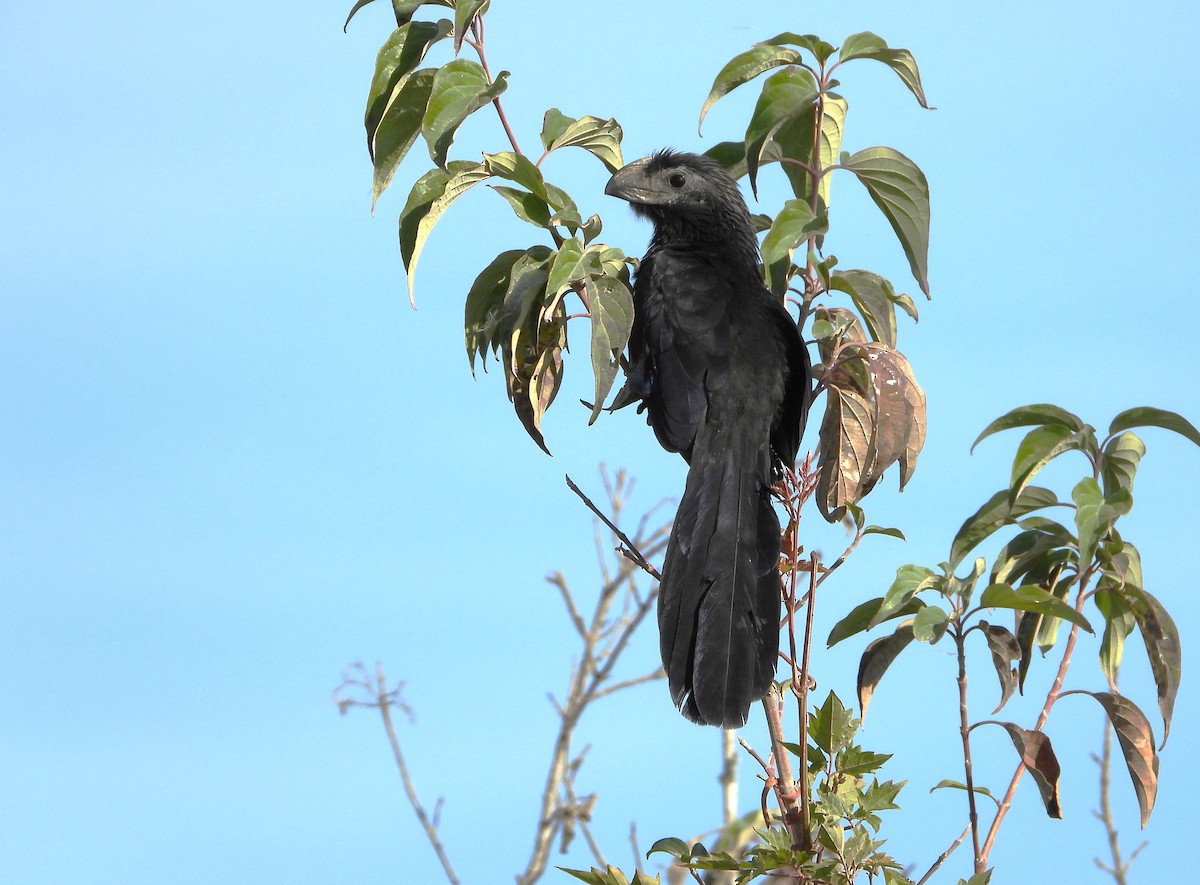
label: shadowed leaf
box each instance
[831,270,903,347]
[930,780,999,808]
[1122,585,1181,747]
[761,200,827,295]
[988,723,1062,818]
[979,583,1092,633]
[1094,583,1135,681]
[816,383,873,520]
[949,486,1057,570]
[544,115,624,173]
[841,147,930,296]
[765,32,837,64]
[858,621,915,720]
[979,622,1022,712]
[1065,691,1159,826]
[911,604,948,644]
[464,248,525,370]
[1109,406,1200,447]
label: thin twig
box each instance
[371,664,461,885]
[952,625,983,872]
[916,822,972,885]
[468,18,522,156]
[566,474,662,580]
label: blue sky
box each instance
[3,2,1199,882]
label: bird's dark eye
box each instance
[669,172,687,188]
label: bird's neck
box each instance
[648,216,761,279]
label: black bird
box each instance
[605,150,811,728]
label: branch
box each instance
[916,822,972,885]
[566,474,663,580]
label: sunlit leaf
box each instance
[930,780,999,808]
[365,20,453,157]
[585,275,634,424]
[978,583,1092,633]
[761,200,827,295]
[827,595,924,647]
[744,67,819,196]
[831,270,901,347]
[810,691,857,754]
[370,68,437,208]
[970,403,1085,452]
[398,161,490,305]
[911,604,948,644]
[483,150,551,202]
[452,0,488,53]
[841,147,930,296]
[544,114,625,173]
[949,486,1057,569]
[1073,477,1128,564]
[1065,691,1159,826]
[422,58,508,167]
[837,32,932,109]
[988,723,1062,818]
[989,527,1075,586]
[765,32,837,65]
[1101,432,1145,499]
[699,42,803,132]
[1108,406,1200,447]
[1008,424,1085,502]
[490,186,551,227]
[1094,583,1135,682]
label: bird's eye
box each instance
[668,172,686,188]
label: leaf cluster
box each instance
[831,404,1197,833]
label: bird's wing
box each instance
[631,249,733,458]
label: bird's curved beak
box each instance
[604,157,657,204]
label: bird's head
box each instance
[605,150,758,260]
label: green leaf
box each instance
[1108,406,1200,447]
[1094,583,1135,681]
[970,403,1085,452]
[422,58,508,167]
[830,270,901,347]
[1101,432,1145,499]
[1008,425,1085,502]
[978,583,1093,633]
[364,20,453,157]
[911,604,948,644]
[841,147,931,296]
[464,248,524,370]
[989,722,1062,818]
[949,486,1057,569]
[837,32,932,109]
[871,564,937,628]
[544,115,625,173]
[810,691,858,754]
[989,527,1075,586]
[699,43,803,132]
[1122,585,1181,747]
[1073,477,1128,564]
[930,780,999,808]
[646,838,689,860]
[979,622,1022,713]
[490,186,551,227]
[370,68,437,209]
[585,275,634,423]
[1063,691,1159,827]
[743,67,819,196]
[827,595,924,647]
[398,161,489,305]
[857,622,914,720]
[452,0,488,53]
[765,32,837,64]
[760,200,827,295]
[864,525,905,540]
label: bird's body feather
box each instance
[606,150,810,727]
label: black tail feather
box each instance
[658,436,780,728]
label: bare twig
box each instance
[951,625,983,872]
[566,474,663,581]
[916,822,972,885]
[334,664,460,885]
